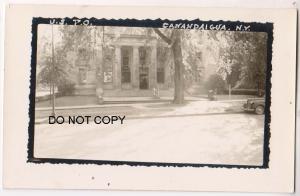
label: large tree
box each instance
[215,31,267,95]
[37,26,69,97]
[153,29,185,104]
[54,26,206,104]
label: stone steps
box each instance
[74,84,96,95]
[103,89,174,97]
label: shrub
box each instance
[57,79,75,96]
[204,74,226,94]
[223,88,265,96]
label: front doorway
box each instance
[139,67,149,89]
[121,46,132,84]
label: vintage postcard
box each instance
[3,5,297,192]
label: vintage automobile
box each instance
[243,98,265,115]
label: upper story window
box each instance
[121,46,132,83]
[77,48,89,68]
[139,47,147,66]
[78,67,87,84]
[78,48,88,59]
[122,48,130,66]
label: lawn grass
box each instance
[36,95,98,108]
[35,94,259,108]
[216,94,259,100]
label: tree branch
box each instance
[153,28,172,45]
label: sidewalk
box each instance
[35,96,249,111]
[34,99,247,124]
[36,91,60,102]
[35,96,203,110]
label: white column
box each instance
[150,45,157,89]
[114,46,121,89]
[95,46,104,103]
[164,48,171,89]
[132,46,139,88]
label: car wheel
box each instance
[255,105,264,115]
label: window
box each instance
[139,47,147,66]
[196,52,202,61]
[78,48,89,60]
[79,67,87,84]
[122,56,129,67]
[76,48,90,68]
[121,47,131,83]
[157,67,165,84]
[122,66,131,83]
[122,48,130,66]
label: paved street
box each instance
[34,100,264,166]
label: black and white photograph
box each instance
[3,5,297,192]
[30,19,271,168]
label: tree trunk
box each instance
[51,24,56,116]
[153,28,185,104]
[171,30,184,104]
[228,84,231,100]
[51,82,56,116]
[49,84,52,106]
[96,26,104,104]
[257,81,261,96]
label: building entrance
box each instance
[139,67,149,89]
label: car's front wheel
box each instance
[255,105,264,115]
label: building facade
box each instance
[36,26,220,99]
[73,34,173,98]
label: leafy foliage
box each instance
[216,31,267,90]
[37,26,73,93]
[38,49,69,87]
[37,25,268,100]
[57,79,76,95]
[205,74,226,93]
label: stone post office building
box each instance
[72,33,174,97]
[36,26,219,99]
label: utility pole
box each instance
[51,25,56,116]
[96,26,105,104]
